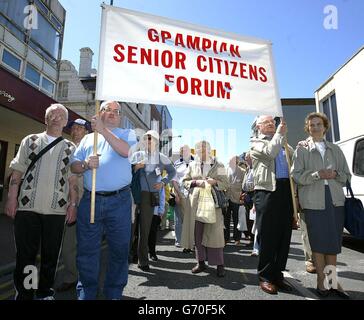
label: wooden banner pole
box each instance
[90,100,100,223]
[284,141,298,223]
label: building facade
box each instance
[315,46,364,143]
[0,0,84,213]
[0,0,65,98]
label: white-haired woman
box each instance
[181,141,228,277]
[292,112,351,298]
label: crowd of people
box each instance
[4,101,351,300]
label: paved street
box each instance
[1,214,363,301]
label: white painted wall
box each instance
[316,48,364,141]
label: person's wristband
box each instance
[70,202,77,208]
[81,160,89,171]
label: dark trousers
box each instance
[13,211,65,300]
[224,200,241,241]
[129,206,140,262]
[138,192,155,266]
[148,215,161,256]
[255,179,293,283]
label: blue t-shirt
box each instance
[72,128,137,191]
[275,148,289,179]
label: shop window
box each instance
[25,64,41,86]
[2,48,21,72]
[41,76,55,94]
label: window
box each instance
[41,76,54,94]
[30,10,60,59]
[353,138,364,176]
[25,64,40,86]
[2,49,21,72]
[321,93,340,142]
[57,81,68,99]
[29,40,57,67]
[0,0,29,31]
[34,0,49,16]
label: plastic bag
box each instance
[196,184,216,224]
[237,205,247,231]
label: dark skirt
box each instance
[303,186,345,254]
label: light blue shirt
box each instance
[154,187,165,216]
[275,148,289,179]
[72,128,137,191]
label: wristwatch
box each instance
[81,160,88,170]
[70,202,77,207]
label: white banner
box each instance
[97,5,282,115]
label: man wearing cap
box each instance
[57,118,90,292]
[130,130,176,271]
[71,101,137,300]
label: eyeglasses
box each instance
[102,108,121,115]
[259,120,275,125]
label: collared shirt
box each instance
[72,128,137,191]
[275,148,289,179]
[130,150,176,192]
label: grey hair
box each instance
[45,103,68,120]
[100,100,121,111]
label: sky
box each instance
[59,0,364,164]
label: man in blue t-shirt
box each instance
[71,100,136,300]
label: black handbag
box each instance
[344,181,364,240]
[212,185,229,209]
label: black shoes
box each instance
[217,265,226,278]
[316,287,330,297]
[150,254,158,261]
[138,264,150,272]
[191,261,207,274]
